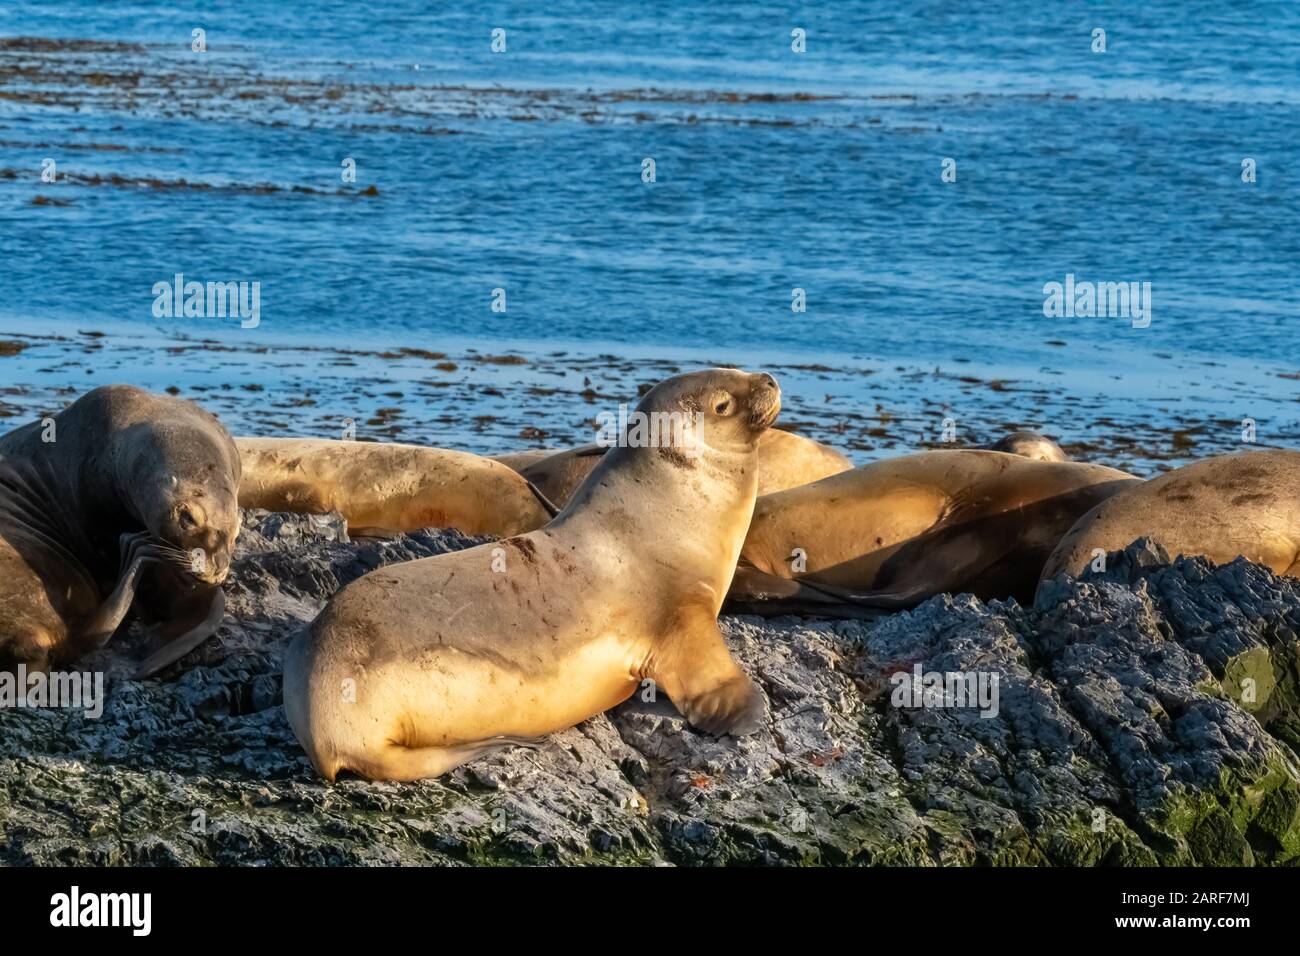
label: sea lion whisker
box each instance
[153,545,198,562]
[161,552,209,576]
[147,539,186,552]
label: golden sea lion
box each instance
[1040,450,1300,584]
[283,368,782,781]
[488,448,553,471]
[489,444,607,510]
[987,431,1069,462]
[492,427,852,509]
[235,437,552,537]
[756,428,855,493]
[726,450,1138,616]
[0,385,241,676]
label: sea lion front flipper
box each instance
[79,535,168,651]
[648,601,766,737]
[132,588,226,679]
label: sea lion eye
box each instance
[714,397,733,416]
[178,508,199,530]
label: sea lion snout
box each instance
[153,497,237,584]
[200,546,232,584]
[747,372,781,431]
[191,529,234,584]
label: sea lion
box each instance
[987,431,1069,462]
[1040,450,1300,584]
[489,444,607,511]
[726,450,1137,616]
[488,448,553,472]
[492,427,852,509]
[235,438,553,537]
[756,428,855,493]
[0,385,241,676]
[283,368,782,781]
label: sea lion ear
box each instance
[168,474,180,488]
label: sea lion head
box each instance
[636,368,782,456]
[125,414,242,586]
[990,431,1069,462]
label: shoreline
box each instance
[2,318,1297,476]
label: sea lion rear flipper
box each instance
[832,517,1023,611]
[648,600,766,737]
[339,736,544,782]
[133,589,226,678]
[525,480,561,519]
[349,526,402,540]
[724,564,890,620]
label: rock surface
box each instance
[2,517,1298,866]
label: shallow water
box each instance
[1,1,1297,460]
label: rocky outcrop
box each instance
[2,518,1297,866]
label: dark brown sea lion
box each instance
[0,385,241,677]
[726,450,1137,617]
[1040,450,1300,585]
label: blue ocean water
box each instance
[1,2,1297,394]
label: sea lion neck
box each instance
[105,432,156,527]
[553,440,760,593]
[40,404,160,536]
